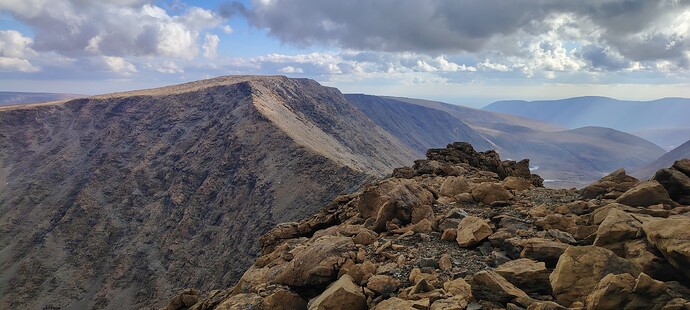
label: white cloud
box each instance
[278,66,304,73]
[202,34,220,59]
[0,1,225,60]
[0,30,39,72]
[101,56,137,75]
[222,25,234,34]
[0,57,40,72]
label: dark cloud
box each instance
[238,0,690,68]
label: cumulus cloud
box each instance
[0,30,39,72]
[0,0,224,60]
[100,56,137,75]
[202,34,220,59]
[237,0,690,73]
[278,66,304,73]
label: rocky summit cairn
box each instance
[162,144,690,310]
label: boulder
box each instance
[358,178,434,232]
[496,258,551,294]
[469,270,534,307]
[520,238,569,267]
[535,214,577,235]
[550,246,642,307]
[580,169,639,200]
[275,236,355,286]
[654,168,690,205]
[429,295,469,310]
[471,182,513,205]
[374,297,429,310]
[585,272,680,310]
[352,229,378,245]
[673,159,690,177]
[584,273,636,310]
[443,278,473,298]
[441,228,457,241]
[502,176,532,192]
[643,217,690,280]
[366,275,400,296]
[215,293,264,310]
[163,288,201,310]
[263,289,308,310]
[440,176,471,197]
[593,209,643,254]
[616,180,677,208]
[309,274,366,310]
[456,216,493,247]
[439,254,452,271]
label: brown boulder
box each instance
[358,178,434,232]
[366,275,400,296]
[471,182,513,205]
[469,270,534,307]
[654,168,690,205]
[673,159,690,176]
[443,278,473,298]
[593,209,643,254]
[502,176,532,192]
[263,289,308,310]
[163,288,201,310]
[374,297,429,310]
[309,274,366,310]
[496,258,551,294]
[616,180,678,208]
[456,216,493,247]
[580,169,639,199]
[520,238,569,267]
[643,217,690,280]
[440,176,471,197]
[215,294,264,310]
[429,295,469,310]
[275,236,355,287]
[535,214,578,235]
[550,246,642,306]
[584,273,636,310]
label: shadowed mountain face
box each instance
[0,91,84,106]
[348,95,665,188]
[345,94,493,155]
[483,96,690,150]
[0,76,415,309]
[634,139,690,179]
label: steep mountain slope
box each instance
[345,94,493,155]
[633,139,690,179]
[0,76,415,309]
[483,96,690,150]
[0,91,83,106]
[349,95,665,188]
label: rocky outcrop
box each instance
[580,168,639,199]
[162,144,689,310]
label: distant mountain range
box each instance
[483,96,690,150]
[0,91,84,106]
[347,95,665,188]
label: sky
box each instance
[0,0,689,107]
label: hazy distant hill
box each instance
[633,139,690,179]
[354,96,665,187]
[0,76,415,309]
[483,96,690,150]
[0,91,83,106]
